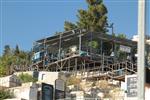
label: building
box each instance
[37,71,66,86]
[132,34,150,66]
[31,29,145,81]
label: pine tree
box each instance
[77,0,108,32]
[3,45,11,56]
[64,21,78,31]
[15,45,20,56]
[117,33,126,39]
[63,0,108,33]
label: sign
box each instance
[120,45,131,53]
[55,79,65,99]
[126,75,137,97]
[42,83,53,100]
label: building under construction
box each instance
[31,29,150,81]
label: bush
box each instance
[0,89,14,99]
[18,73,37,83]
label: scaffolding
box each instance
[31,29,140,81]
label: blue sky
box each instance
[0,0,149,55]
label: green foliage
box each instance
[18,73,37,83]
[0,55,15,77]
[14,45,20,56]
[0,90,14,99]
[3,45,11,56]
[117,33,126,39]
[88,40,99,48]
[77,0,108,32]
[64,21,78,31]
[109,33,127,39]
[0,66,7,77]
[0,45,32,77]
[55,31,62,35]
[63,0,108,32]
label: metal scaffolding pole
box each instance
[79,33,82,54]
[59,33,62,60]
[137,0,146,100]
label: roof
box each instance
[35,29,137,47]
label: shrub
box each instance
[18,73,37,83]
[0,89,14,99]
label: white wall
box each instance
[9,82,38,100]
[0,75,21,87]
[38,71,59,86]
[14,71,33,76]
[14,71,67,86]
[145,84,150,100]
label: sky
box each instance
[0,0,149,56]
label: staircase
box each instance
[82,61,137,81]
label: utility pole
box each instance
[137,0,146,100]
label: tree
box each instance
[0,45,32,76]
[117,33,126,39]
[63,0,108,32]
[77,0,108,32]
[3,45,11,56]
[0,64,7,77]
[55,31,62,35]
[14,45,20,56]
[64,21,78,31]
[88,40,99,48]
[26,51,33,64]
